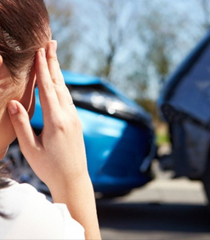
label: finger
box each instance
[7,100,40,159]
[54,84,73,109]
[35,48,61,123]
[47,40,65,86]
[46,41,73,108]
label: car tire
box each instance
[202,159,210,205]
[99,191,131,199]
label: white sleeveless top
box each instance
[0,180,85,239]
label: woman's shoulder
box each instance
[0,179,85,239]
[0,179,47,214]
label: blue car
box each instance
[7,70,156,198]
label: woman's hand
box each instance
[8,40,101,240]
[7,41,88,192]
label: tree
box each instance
[136,0,195,91]
[65,0,140,82]
[45,0,76,69]
[45,0,206,103]
[92,0,138,80]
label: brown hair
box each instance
[0,0,50,80]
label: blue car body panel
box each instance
[77,107,152,192]
[31,71,154,193]
[62,70,102,85]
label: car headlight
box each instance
[67,83,152,128]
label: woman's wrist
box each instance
[49,170,92,203]
[51,173,101,240]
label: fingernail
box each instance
[51,40,57,53]
[8,102,18,115]
[39,48,45,58]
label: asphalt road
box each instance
[97,162,210,240]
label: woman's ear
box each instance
[20,65,36,119]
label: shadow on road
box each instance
[97,200,210,233]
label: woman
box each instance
[0,0,101,239]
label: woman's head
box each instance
[0,0,51,158]
[0,0,50,79]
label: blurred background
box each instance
[41,1,210,239]
[45,0,210,146]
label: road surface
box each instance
[97,161,210,240]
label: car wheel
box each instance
[98,191,131,199]
[202,159,210,204]
[6,144,50,196]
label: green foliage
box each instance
[156,128,170,146]
[135,98,170,146]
